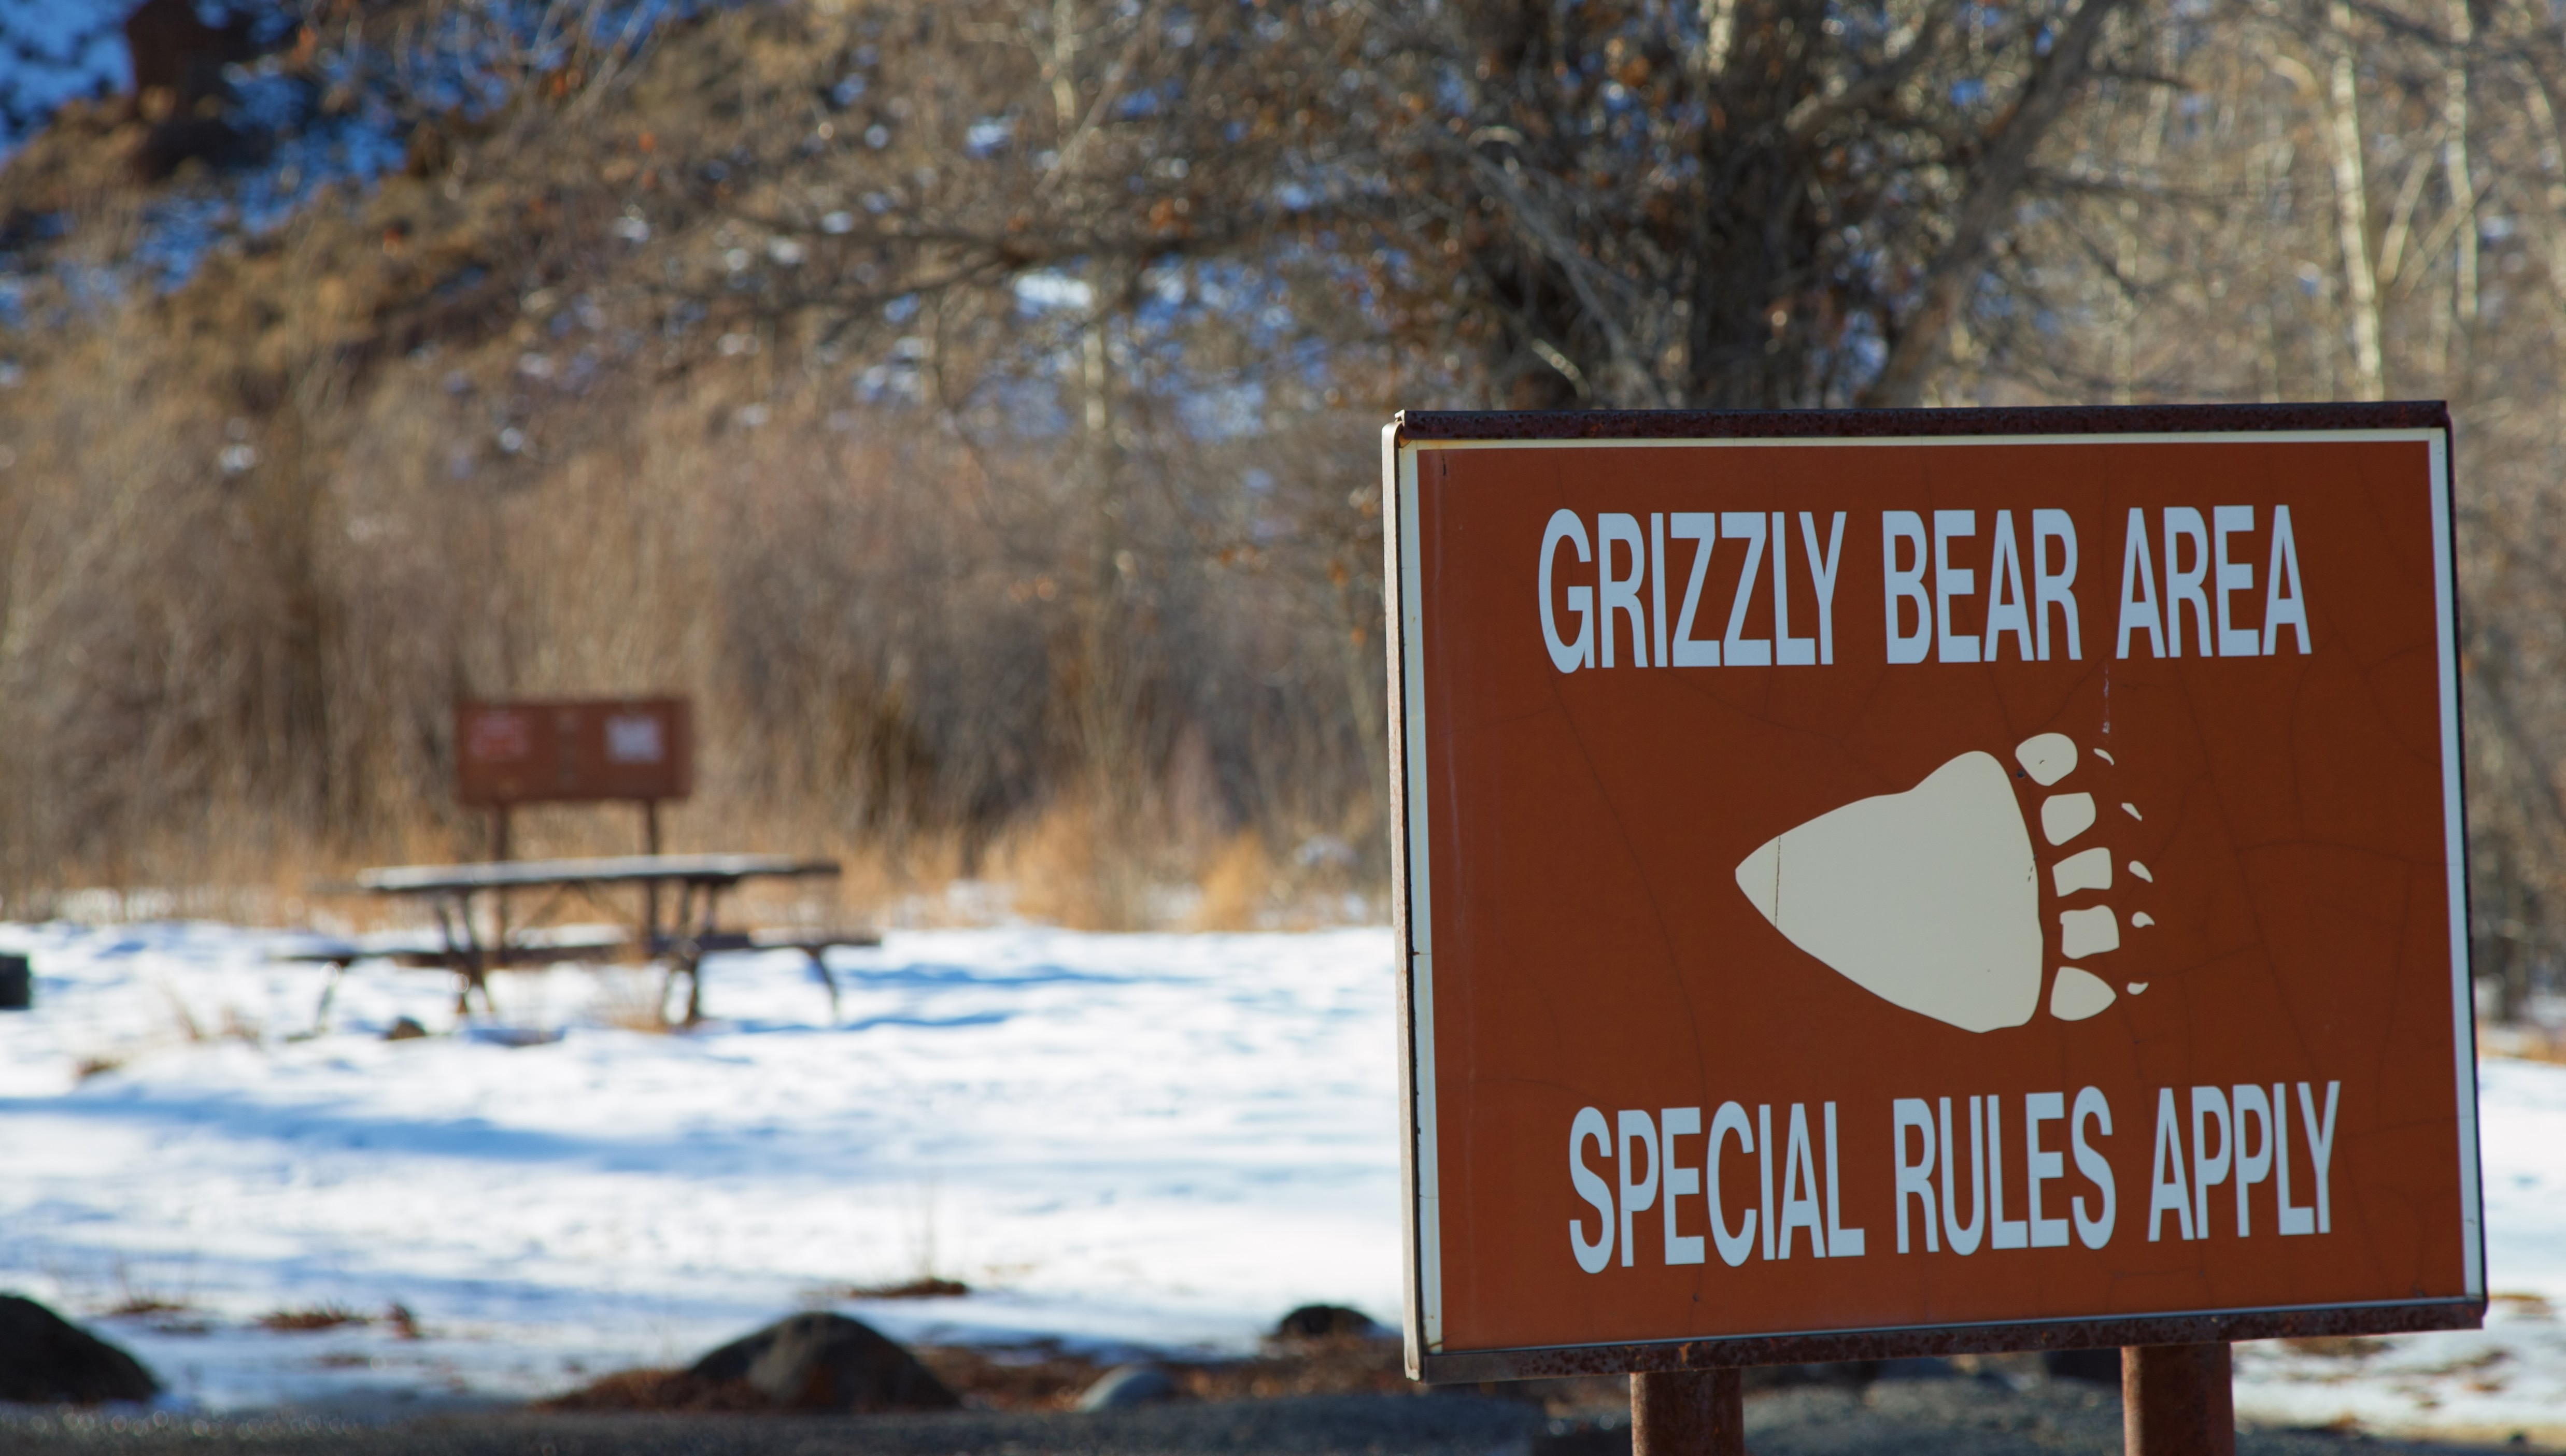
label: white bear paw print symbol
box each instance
[1733,733,2152,1033]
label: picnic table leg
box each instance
[655,946,702,1027]
[448,893,499,1018]
[310,958,350,1036]
[459,951,494,1018]
[681,885,725,1026]
[809,950,840,1024]
[670,882,693,950]
[641,802,662,949]
[433,899,476,1017]
[491,808,512,974]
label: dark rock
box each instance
[2043,1346,2124,1386]
[384,1017,428,1041]
[1274,1304,1380,1340]
[0,1294,159,1404]
[1075,1363,1179,1410]
[686,1312,957,1413]
[0,954,29,1010]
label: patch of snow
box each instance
[0,916,2560,1440]
[2235,1054,2566,1443]
[2235,1300,2566,1444]
[0,921,1401,1410]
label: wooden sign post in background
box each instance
[455,698,693,949]
[1382,405,2484,1456]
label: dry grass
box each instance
[257,1303,370,1333]
[103,1294,192,1318]
[987,798,1117,931]
[831,1277,972,1300]
[0,4,1390,926]
[1190,833,1276,932]
[2480,1024,2566,1066]
[101,1251,197,1326]
[2282,1337,2392,1360]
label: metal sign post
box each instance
[1632,1369,1742,1456]
[2125,1344,2235,1456]
[1382,406,2483,1452]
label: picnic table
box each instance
[304,853,875,1026]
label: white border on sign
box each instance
[1396,436,1443,1355]
[2428,431,2485,1300]
[1387,425,2482,1357]
[1425,1288,2483,1376]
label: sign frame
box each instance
[1381,402,2483,1383]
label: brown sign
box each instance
[1382,405,2481,1382]
[455,698,692,806]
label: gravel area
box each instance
[0,1379,2546,1456]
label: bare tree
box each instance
[1336,0,2146,409]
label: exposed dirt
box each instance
[542,1333,1445,1414]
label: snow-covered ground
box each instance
[0,918,2558,1441]
[0,921,1403,1412]
[2232,1053,2566,1444]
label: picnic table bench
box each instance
[297,853,878,1026]
[297,698,877,1030]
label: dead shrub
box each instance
[0,3,1393,919]
[2281,1337,2391,1360]
[826,1277,971,1301]
[1189,832,1274,931]
[257,1304,368,1333]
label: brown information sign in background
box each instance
[1382,406,2482,1382]
[456,698,693,807]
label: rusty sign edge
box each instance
[1393,401,2452,442]
[1415,1297,2485,1382]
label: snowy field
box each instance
[0,921,1403,1412]
[2231,1053,2566,1444]
[0,919,2559,1442]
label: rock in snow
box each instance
[0,1293,158,1405]
[1076,1363,1179,1410]
[686,1312,957,1413]
[1273,1303,1380,1341]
